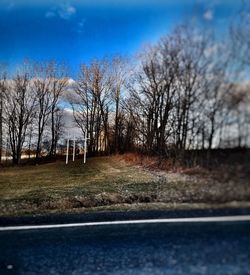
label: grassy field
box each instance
[0,156,250,216]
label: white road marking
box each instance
[0,215,250,232]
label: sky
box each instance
[0,0,242,77]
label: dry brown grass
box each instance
[1,154,249,216]
[114,153,173,171]
[181,166,209,176]
[0,156,160,216]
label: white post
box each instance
[84,131,87,164]
[66,137,69,165]
[73,135,75,162]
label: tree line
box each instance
[0,61,68,164]
[0,16,249,165]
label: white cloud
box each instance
[59,4,76,20]
[63,108,83,138]
[45,4,76,20]
[67,78,76,85]
[77,18,86,33]
[45,11,56,18]
[203,10,213,21]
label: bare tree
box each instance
[127,46,166,153]
[231,1,250,66]
[48,62,68,156]
[126,25,210,158]
[32,62,53,160]
[110,56,128,153]
[71,59,114,155]
[54,107,64,153]
[4,72,36,164]
[0,68,7,164]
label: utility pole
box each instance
[65,129,89,165]
[83,130,90,164]
[73,135,75,162]
[66,135,69,165]
[84,131,87,164]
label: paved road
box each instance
[1,207,250,226]
[0,217,250,274]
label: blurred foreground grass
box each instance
[0,156,249,216]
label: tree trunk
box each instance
[50,107,55,156]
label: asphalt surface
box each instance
[1,207,250,226]
[0,210,250,274]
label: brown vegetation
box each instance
[1,156,249,216]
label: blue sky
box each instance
[0,0,242,77]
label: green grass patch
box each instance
[0,156,159,216]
